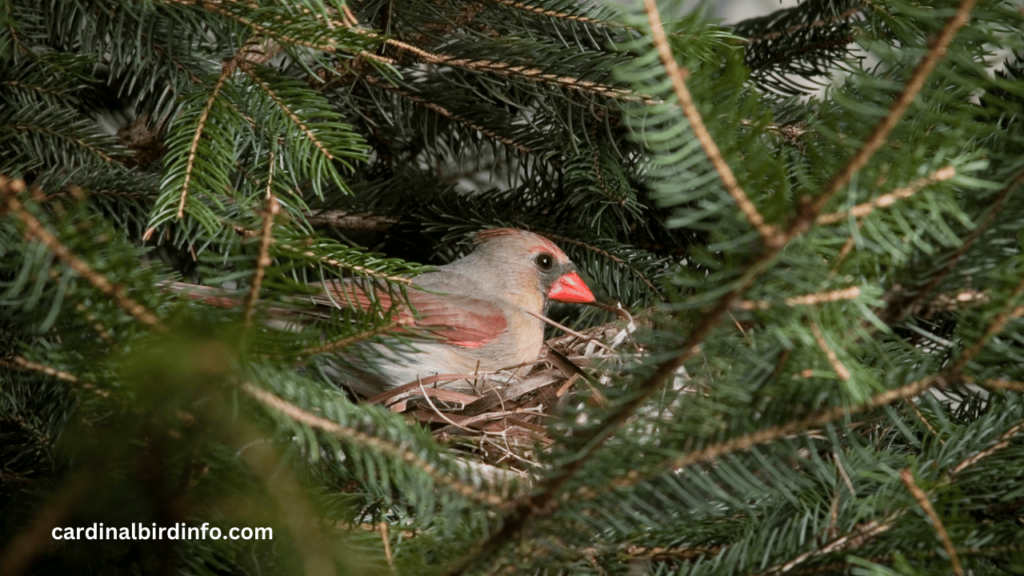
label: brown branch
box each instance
[240,383,509,507]
[243,165,279,327]
[809,0,979,216]
[900,469,963,576]
[303,209,400,231]
[1,355,111,398]
[810,320,850,380]
[816,165,956,224]
[744,6,862,43]
[736,286,861,310]
[1,177,165,331]
[381,37,657,104]
[643,0,778,245]
[950,419,1024,475]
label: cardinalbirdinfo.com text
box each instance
[52,523,272,541]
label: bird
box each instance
[315,228,595,396]
[165,228,595,397]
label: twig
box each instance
[243,167,279,327]
[736,286,861,310]
[240,383,509,506]
[643,0,777,244]
[907,400,944,444]
[810,320,850,380]
[175,54,237,220]
[523,309,614,353]
[816,166,955,224]
[1,355,111,397]
[810,0,979,216]
[1,178,165,331]
[379,522,394,573]
[900,469,963,576]
[240,63,336,161]
[488,0,630,29]
[950,420,1024,476]
[304,209,400,231]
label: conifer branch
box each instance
[175,54,236,221]
[743,6,862,43]
[240,63,336,161]
[810,0,979,215]
[363,76,537,155]
[642,0,777,245]
[816,166,955,225]
[810,320,850,380]
[382,37,657,104]
[456,4,986,558]
[294,317,414,357]
[880,168,1024,324]
[0,356,113,399]
[487,0,629,29]
[3,124,116,164]
[1,177,165,331]
[900,469,963,576]
[240,383,510,507]
[243,165,279,327]
[735,286,861,310]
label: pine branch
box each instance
[1,177,165,330]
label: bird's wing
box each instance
[316,280,507,348]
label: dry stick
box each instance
[447,2,980,572]
[643,0,778,245]
[240,383,509,507]
[816,166,955,225]
[523,309,614,353]
[1,178,165,331]
[900,469,964,576]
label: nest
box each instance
[361,312,643,474]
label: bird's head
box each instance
[471,229,595,305]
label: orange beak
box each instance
[547,272,595,303]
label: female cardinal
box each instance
[165,229,596,396]
[316,228,595,396]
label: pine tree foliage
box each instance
[2,0,1024,574]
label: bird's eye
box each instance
[535,253,554,270]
